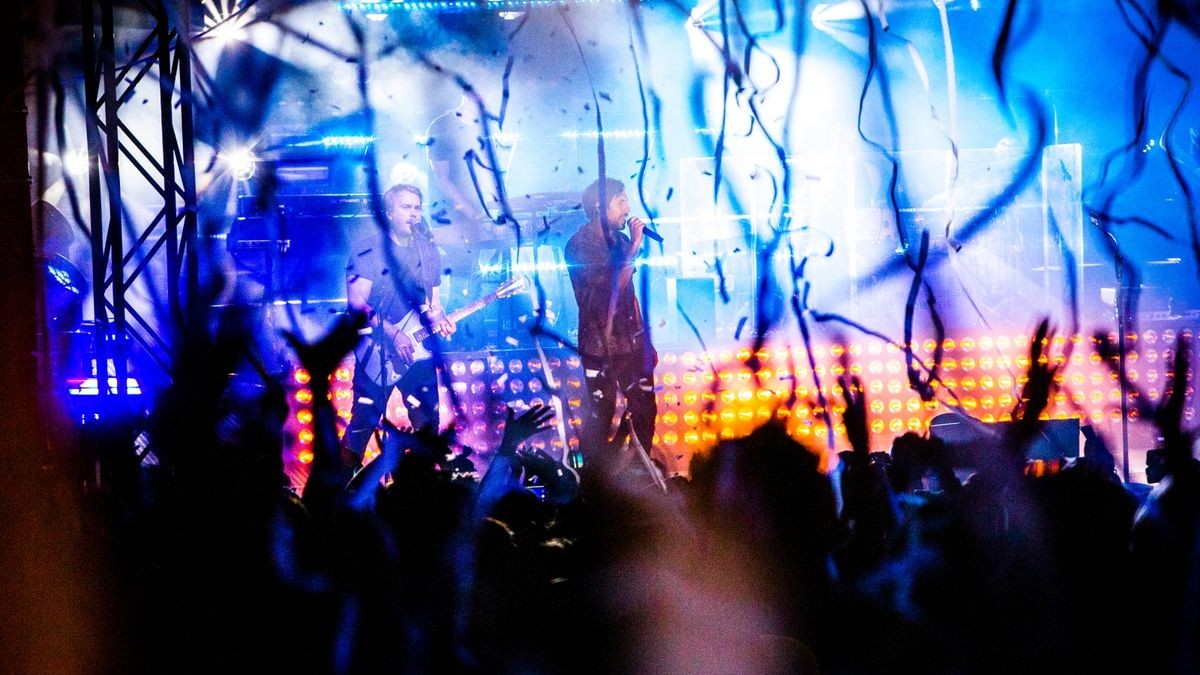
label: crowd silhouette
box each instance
[27,305,1200,674]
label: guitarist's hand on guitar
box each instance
[428,305,456,338]
[390,330,416,365]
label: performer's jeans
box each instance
[346,359,441,460]
[579,352,657,464]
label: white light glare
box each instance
[63,149,90,177]
[222,147,257,181]
[202,0,255,43]
[560,129,655,140]
[321,135,376,149]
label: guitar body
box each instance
[352,275,529,396]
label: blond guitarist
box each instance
[345,183,455,459]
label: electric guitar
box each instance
[355,275,529,392]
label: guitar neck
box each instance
[409,289,505,343]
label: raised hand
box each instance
[498,403,556,454]
[284,310,367,388]
[1155,335,1192,463]
[1010,319,1061,452]
[840,374,870,461]
[1095,329,1195,471]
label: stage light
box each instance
[201,0,255,43]
[222,146,257,181]
[560,128,656,140]
[295,390,313,404]
[67,377,143,396]
[63,149,89,177]
[322,135,375,150]
[298,429,314,445]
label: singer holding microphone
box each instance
[565,176,659,466]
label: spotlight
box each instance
[202,0,255,44]
[222,146,257,181]
[63,149,90,177]
[321,134,376,150]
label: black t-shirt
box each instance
[346,231,442,327]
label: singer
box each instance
[565,176,659,466]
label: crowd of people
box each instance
[28,292,1192,674]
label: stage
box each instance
[278,322,1193,488]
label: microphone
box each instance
[627,216,663,243]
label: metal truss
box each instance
[77,0,198,398]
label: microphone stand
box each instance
[1107,230,1132,482]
